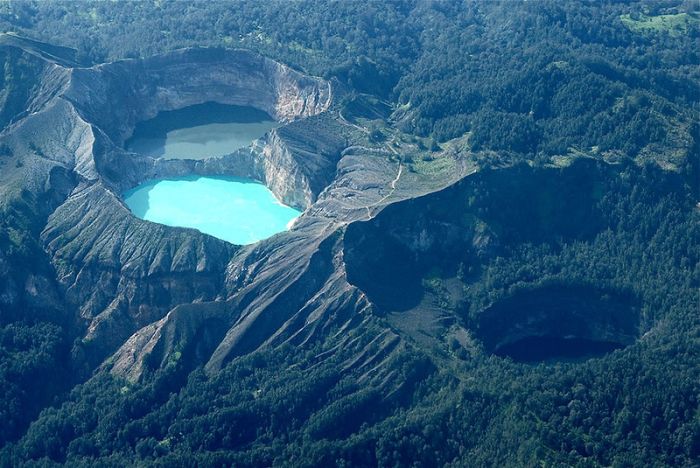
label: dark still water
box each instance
[126,102,277,160]
[495,336,624,363]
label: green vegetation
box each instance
[0,0,697,466]
[1,161,697,466]
[0,48,42,128]
[408,152,456,178]
[0,194,74,448]
[621,12,700,36]
[0,1,696,165]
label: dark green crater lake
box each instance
[126,102,277,160]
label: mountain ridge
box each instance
[0,24,697,465]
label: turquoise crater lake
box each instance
[123,176,301,245]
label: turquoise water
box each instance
[123,176,301,245]
[126,103,277,160]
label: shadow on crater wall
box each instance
[344,222,424,312]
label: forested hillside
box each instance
[1,0,697,162]
[0,1,698,466]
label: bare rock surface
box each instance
[0,34,478,384]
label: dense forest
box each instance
[1,0,697,159]
[4,157,698,467]
[0,0,698,466]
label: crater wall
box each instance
[1,44,340,365]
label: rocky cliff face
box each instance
[63,48,331,144]
[0,37,346,366]
[1,35,437,384]
[0,34,647,391]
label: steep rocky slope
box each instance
[0,35,345,368]
[0,34,456,387]
[0,36,696,463]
